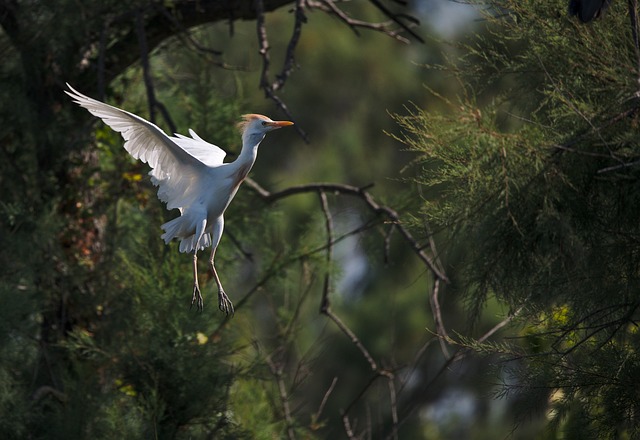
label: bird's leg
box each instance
[191,252,204,311]
[210,249,234,316]
[207,217,233,316]
[189,218,208,311]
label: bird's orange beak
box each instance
[268,120,294,128]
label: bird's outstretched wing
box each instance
[170,129,227,167]
[65,83,226,210]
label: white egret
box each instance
[65,84,293,315]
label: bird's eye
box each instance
[261,121,268,126]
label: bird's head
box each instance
[238,114,294,139]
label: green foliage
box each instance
[1,0,567,438]
[395,0,640,437]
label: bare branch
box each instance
[383,223,394,265]
[136,9,177,133]
[325,307,379,371]
[342,413,358,440]
[477,306,523,344]
[385,306,523,439]
[153,5,244,72]
[307,0,414,43]
[245,178,449,282]
[597,158,640,174]
[154,100,178,135]
[318,190,334,313]
[256,0,271,91]
[312,377,338,426]
[256,0,309,140]
[628,0,640,80]
[275,0,307,91]
[368,0,424,43]
[266,354,297,440]
[212,176,457,438]
[429,279,450,358]
[387,376,399,440]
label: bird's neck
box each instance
[233,132,264,173]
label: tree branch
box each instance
[266,353,297,440]
[256,0,309,140]
[242,177,451,439]
[307,0,416,43]
[245,178,449,283]
[318,190,334,314]
[429,279,450,358]
[136,9,177,133]
[274,0,306,92]
[312,377,338,427]
[68,0,421,134]
[367,0,423,43]
[628,0,640,81]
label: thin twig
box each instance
[477,306,523,344]
[368,0,424,43]
[597,158,640,174]
[274,0,306,91]
[318,190,333,313]
[309,0,414,43]
[255,0,309,140]
[387,376,399,440]
[214,176,456,439]
[265,354,297,440]
[154,100,177,135]
[628,0,640,80]
[384,307,522,440]
[383,224,395,265]
[395,337,437,397]
[429,279,450,358]
[313,377,338,425]
[155,5,224,58]
[342,413,357,439]
[324,308,378,371]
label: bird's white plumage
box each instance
[170,129,227,167]
[67,83,294,314]
[65,83,226,215]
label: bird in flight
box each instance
[65,84,293,315]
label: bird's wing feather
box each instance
[170,129,227,167]
[65,83,217,210]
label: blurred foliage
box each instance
[2,0,472,438]
[7,0,636,438]
[395,0,640,437]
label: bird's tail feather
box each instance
[161,217,211,253]
[178,233,212,253]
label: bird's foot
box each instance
[218,289,234,316]
[190,284,204,312]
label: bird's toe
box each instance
[218,290,234,316]
[191,284,204,312]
